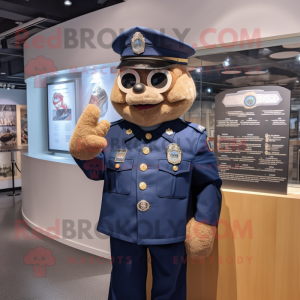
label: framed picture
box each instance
[0,105,17,148]
[47,80,77,152]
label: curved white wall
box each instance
[22,154,110,258]
[24,0,300,77]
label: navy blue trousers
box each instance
[108,237,187,300]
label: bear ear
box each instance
[165,70,196,103]
[168,65,188,77]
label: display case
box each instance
[0,105,25,184]
[184,39,300,188]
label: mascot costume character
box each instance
[70,26,222,300]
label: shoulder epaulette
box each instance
[182,120,206,133]
[110,119,125,127]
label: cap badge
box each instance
[131,32,146,55]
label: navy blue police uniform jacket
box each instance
[73,118,222,245]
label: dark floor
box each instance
[0,191,111,300]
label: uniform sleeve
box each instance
[191,132,222,226]
[72,152,105,181]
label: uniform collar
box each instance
[154,119,181,143]
[122,120,143,142]
[121,119,182,143]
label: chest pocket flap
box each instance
[106,158,133,194]
[157,159,191,199]
[107,159,133,171]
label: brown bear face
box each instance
[110,65,196,127]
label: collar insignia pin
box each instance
[126,128,133,135]
[165,128,173,136]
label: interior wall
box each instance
[0,89,26,105]
[24,0,300,76]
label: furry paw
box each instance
[69,104,110,160]
[185,218,216,258]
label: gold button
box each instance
[142,147,150,155]
[126,128,132,135]
[115,164,120,169]
[139,182,147,190]
[173,165,178,172]
[140,164,148,171]
[145,133,152,140]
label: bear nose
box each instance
[133,83,145,94]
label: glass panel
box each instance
[25,62,120,156]
[186,44,300,185]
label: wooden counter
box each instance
[146,188,300,300]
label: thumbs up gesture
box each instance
[69,104,110,160]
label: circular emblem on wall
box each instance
[244,92,257,109]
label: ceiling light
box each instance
[269,51,299,59]
[245,70,266,75]
[195,67,202,73]
[207,88,212,93]
[64,0,72,5]
[222,70,241,75]
[7,87,10,90]
[283,43,300,49]
[297,55,300,61]
[223,58,230,67]
[0,72,6,75]
[296,80,299,83]
[262,48,271,53]
[3,84,6,88]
